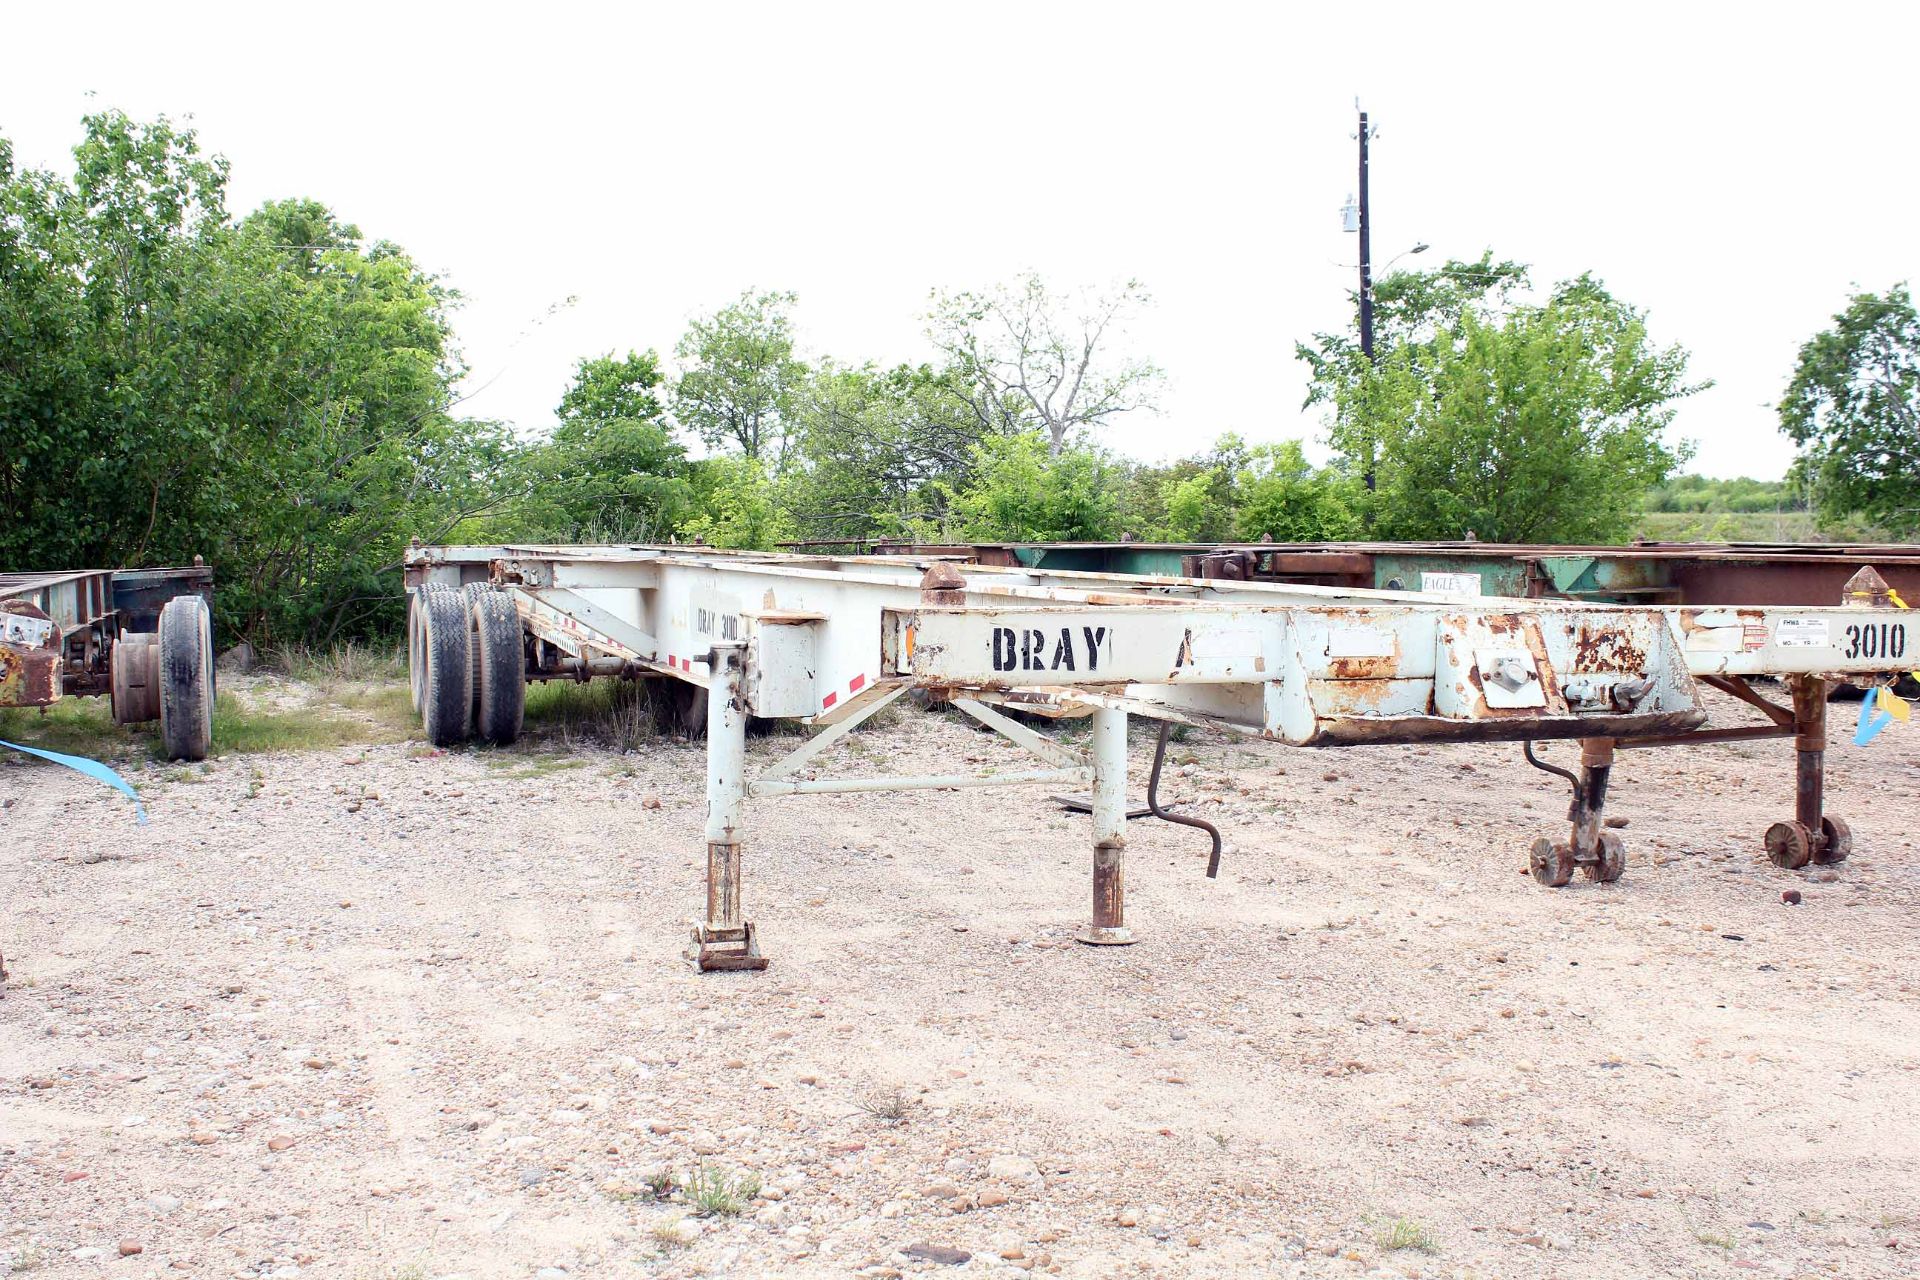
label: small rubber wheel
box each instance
[1529,837,1575,887]
[472,591,525,745]
[1590,830,1627,883]
[420,587,473,747]
[157,596,214,761]
[1764,820,1814,870]
[1816,815,1852,865]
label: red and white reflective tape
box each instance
[821,672,871,712]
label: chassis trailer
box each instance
[402,544,1911,969]
[853,538,1920,610]
[0,562,217,761]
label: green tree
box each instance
[505,350,693,541]
[0,112,519,644]
[1302,264,1699,542]
[1160,470,1220,541]
[673,289,809,472]
[1119,434,1248,541]
[0,135,94,565]
[784,361,991,543]
[1780,284,1920,535]
[1645,474,1804,515]
[559,349,668,425]
[947,432,1120,541]
[197,197,509,641]
[927,273,1161,456]
[0,111,232,570]
[1232,441,1362,541]
[684,456,794,550]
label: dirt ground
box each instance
[4,680,1918,1280]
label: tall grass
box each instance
[267,640,405,685]
[523,678,659,752]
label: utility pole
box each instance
[1356,107,1376,492]
[1357,108,1375,368]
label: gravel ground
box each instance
[3,680,1918,1279]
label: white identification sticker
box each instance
[1420,571,1482,597]
[1328,628,1395,659]
[1774,617,1830,648]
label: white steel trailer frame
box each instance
[403,544,1911,969]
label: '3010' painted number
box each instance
[1843,621,1907,661]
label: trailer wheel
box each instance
[462,582,494,735]
[157,596,214,761]
[1816,814,1852,864]
[408,585,450,715]
[420,587,473,747]
[1764,820,1814,870]
[1528,837,1574,887]
[1588,830,1627,883]
[472,591,525,745]
[111,631,160,724]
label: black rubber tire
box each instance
[420,587,473,747]
[462,582,491,733]
[408,585,450,715]
[157,596,214,761]
[472,591,525,745]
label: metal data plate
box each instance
[1474,647,1547,708]
[1,613,57,647]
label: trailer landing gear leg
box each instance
[1077,707,1136,945]
[1764,675,1851,870]
[695,645,765,971]
[1526,737,1625,886]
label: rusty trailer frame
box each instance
[1,561,217,761]
[402,544,1911,970]
[853,538,1920,611]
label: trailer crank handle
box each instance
[1147,719,1223,879]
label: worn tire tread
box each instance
[473,592,525,745]
[421,588,473,746]
[157,597,213,761]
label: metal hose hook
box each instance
[1148,719,1223,878]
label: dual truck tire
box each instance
[409,584,524,748]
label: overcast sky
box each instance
[8,1,1916,479]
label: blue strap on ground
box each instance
[0,739,148,824]
[1854,687,1893,747]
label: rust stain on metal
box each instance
[1320,705,1704,746]
[1572,623,1646,674]
[1091,838,1126,929]
[0,644,61,708]
[919,562,968,606]
[1326,654,1397,680]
